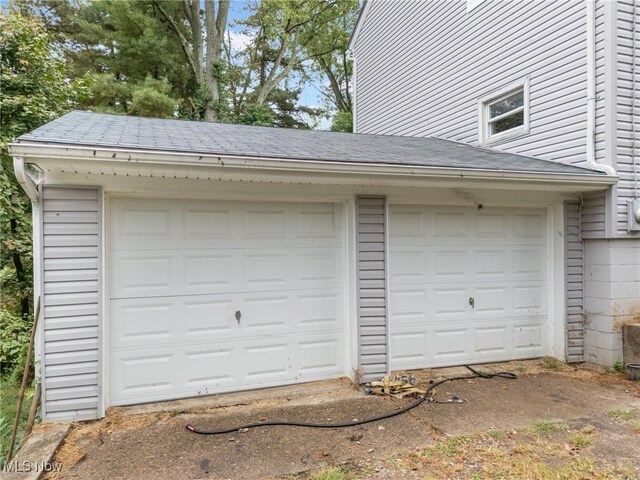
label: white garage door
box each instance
[109,198,345,406]
[389,206,548,370]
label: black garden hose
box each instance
[184,365,517,435]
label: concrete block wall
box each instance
[583,239,640,366]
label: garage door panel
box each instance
[389,290,425,318]
[110,200,343,249]
[432,288,469,316]
[111,331,345,405]
[109,198,346,406]
[112,290,343,350]
[111,247,342,299]
[389,251,426,283]
[111,299,188,349]
[389,206,549,370]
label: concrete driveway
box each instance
[39,361,640,480]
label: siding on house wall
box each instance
[615,0,640,236]
[353,0,590,166]
[583,238,640,365]
[42,186,102,421]
[356,196,388,383]
[595,0,607,166]
[565,202,585,363]
[581,191,607,239]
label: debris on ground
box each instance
[364,375,427,398]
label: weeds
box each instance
[569,432,592,449]
[608,409,636,421]
[540,357,560,370]
[397,429,633,480]
[525,420,561,436]
[308,467,349,480]
[0,378,34,467]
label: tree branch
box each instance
[151,0,200,84]
[318,56,347,111]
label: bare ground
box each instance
[39,360,640,480]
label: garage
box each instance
[14,111,616,421]
[108,197,346,406]
[388,205,548,370]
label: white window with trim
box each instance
[479,79,530,145]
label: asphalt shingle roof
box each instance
[16,111,603,176]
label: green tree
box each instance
[330,110,352,133]
[37,0,190,118]
[304,0,358,131]
[226,0,357,128]
[0,7,85,369]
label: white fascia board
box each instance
[9,142,618,190]
[346,0,372,53]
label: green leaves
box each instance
[0,7,84,372]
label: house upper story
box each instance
[349,0,640,239]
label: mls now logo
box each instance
[3,460,63,473]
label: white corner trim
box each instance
[586,0,616,176]
[549,203,567,360]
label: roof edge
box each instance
[8,142,619,187]
[346,0,372,52]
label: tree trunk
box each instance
[10,219,29,317]
[204,0,230,122]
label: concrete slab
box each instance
[121,378,360,416]
[1,424,69,480]
[412,373,640,435]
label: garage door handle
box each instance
[235,310,241,323]
[468,297,474,308]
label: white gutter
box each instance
[586,0,616,176]
[8,143,618,187]
[12,157,43,387]
[13,157,40,202]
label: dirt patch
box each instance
[42,361,640,480]
[43,410,173,480]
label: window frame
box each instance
[478,78,530,145]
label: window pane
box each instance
[490,110,524,135]
[489,90,524,119]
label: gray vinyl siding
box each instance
[356,196,388,383]
[565,202,585,363]
[353,0,590,166]
[615,0,640,236]
[42,186,102,421]
[595,0,607,166]
[581,192,607,239]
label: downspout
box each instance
[632,0,638,199]
[586,0,616,176]
[630,0,640,230]
[12,158,44,389]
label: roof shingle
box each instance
[15,111,603,176]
